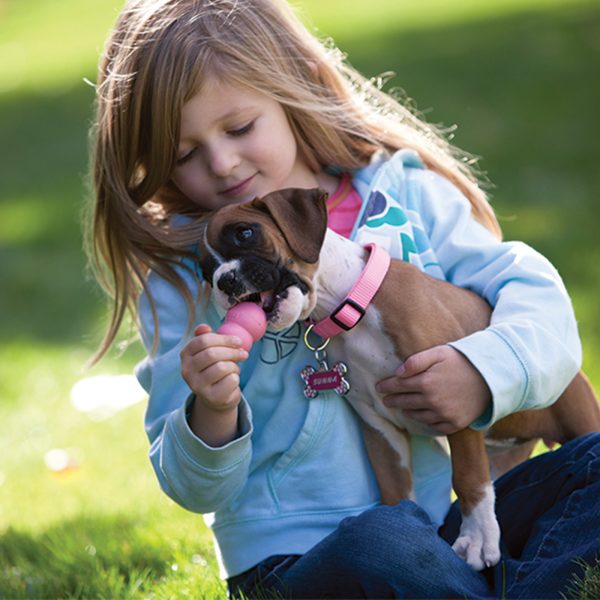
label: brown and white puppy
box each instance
[198,187,600,570]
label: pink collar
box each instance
[311,243,391,339]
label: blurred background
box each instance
[1,0,598,596]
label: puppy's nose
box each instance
[217,270,244,297]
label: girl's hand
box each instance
[180,324,249,446]
[375,345,491,435]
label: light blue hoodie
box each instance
[136,150,581,578]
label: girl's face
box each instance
[171,76,334,209]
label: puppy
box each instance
[197,188,600,570]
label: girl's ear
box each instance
[251,188,328,263]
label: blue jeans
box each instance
[228,433,600,599]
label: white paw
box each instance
[452,485,501,570]
[452,530,501,570]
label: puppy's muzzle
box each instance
[217,257,281,302]
[217,270,246,298]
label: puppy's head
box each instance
[198,188,328,330]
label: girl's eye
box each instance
[228,121,254,137]
[176,148,197,166]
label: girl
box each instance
[87,0,600,597]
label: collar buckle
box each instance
[330,298,366,331]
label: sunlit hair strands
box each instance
[86,0,501,363]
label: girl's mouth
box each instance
[220,174,257,197]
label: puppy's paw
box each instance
[452,532,500,570]
[453,484,501,570]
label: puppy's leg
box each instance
[361,421,413,506]
[556,371,600,439]
[486,438,537,480]
[448,429,501,570]
[484,372,600,478]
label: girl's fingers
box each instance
[180,324,247,413]
[377,346,447,395]
[184,360,239,395]
[210,372,242,401]
[182,351,241,385]
[198,359,241,386]
[397,347,443,378]
[181,337,249,371]
[194,372,242,412]
[193,323,242,346]
[185,344,248,368]
[194,323,212,336]
[184,331,246,356]
[376,375,423,396]
[382,392,424,410]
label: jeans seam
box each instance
[506,446,597,593]
[498,434,600,507]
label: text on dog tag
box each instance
[300,352,350,399]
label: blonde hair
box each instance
[86,0,501,363]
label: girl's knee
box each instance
[319,501,464,595]
[286,502,484,598]
[336,501,441,564]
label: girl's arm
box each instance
[414,169,582,428]
[135,267,253,514]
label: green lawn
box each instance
[1,0,599,597]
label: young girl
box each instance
[87,0,600,597]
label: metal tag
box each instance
[301,349,350,398]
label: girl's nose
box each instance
[207,141,240,178]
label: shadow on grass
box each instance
[0,512,225,599]
[0,82,103,347]
[0,514,166,598]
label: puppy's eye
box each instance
[224,223,260,249]
[236,227,253,241]
[233,226,256,246]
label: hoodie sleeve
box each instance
[410,168,582,428]
[134,266,253,513]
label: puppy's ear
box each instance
[251,188,328,263]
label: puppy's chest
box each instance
[337,308,399,380]
[326,308,405,427]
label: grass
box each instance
[1,0,599,597]
[562,557,600,599]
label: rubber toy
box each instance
[217,302,267,351]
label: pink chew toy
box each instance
[217,302,267,352]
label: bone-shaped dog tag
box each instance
[300,350,350,399]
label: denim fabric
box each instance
[228,433,600,599]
